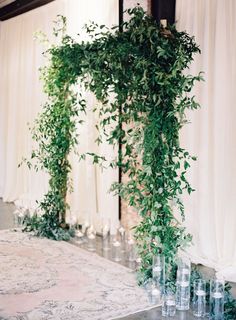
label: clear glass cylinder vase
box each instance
[210,279,224,320]
[101,220,110,251]
[13,207,25,228]
[86,225,96,251]
[192,279,206,317]
[112,240,122,262]
[144,278,162,305]
[152,254,165,295]
[176,257,191,311]
[162,286,176,317]
[117,225,126,252]
[126,238,136,262]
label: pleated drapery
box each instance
[176,0,236,281]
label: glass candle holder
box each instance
[210,279,224,320]
[193,279,206,318]
[152,254,165,295]
[13,209,20,227]
[102,224,110,251]
[74,214,88,244]
[86,225,96,251]
[112,240,122,262]
[176,257,191,311]
[118,225,126,252]
[69,214,77,229]
[126,238,136,262]
[144,278,161,305]
[13,207,25,228]
[162,289,176,317]
[82,220,90,235]
[75,226,85,244]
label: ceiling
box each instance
[0,0,54,20]
[0,0,16,9]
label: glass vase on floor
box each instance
[126,238,136,262]
[74,222,85,244]
[82,220,90,237]
[75,215,89,244]
[192,279,206,318]
[117,224,126,252]
[69,214,77,230]
[144,278,161,305]
[162,287,176,317]
[210,279,224,320]
[102,228,110,251]
[152,254,165,295]
[13,207,25,228]
[176,256,191,311]
[86,225,96,252]
[112,240,122,262]
[101,218,110,251]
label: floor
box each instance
[71,237,209,319]
[0,198,233,320]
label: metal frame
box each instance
[0,0,55,20]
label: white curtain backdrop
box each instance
[0,0,119,233]
[176,0,236,280]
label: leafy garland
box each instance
[81,7,202,282]
[23,17,86,240]
[27,8,202,278]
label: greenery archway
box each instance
[25,7,202,283]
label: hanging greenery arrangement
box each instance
[26,7,202,279]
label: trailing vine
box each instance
[27,8,202,278]
[79,8,202,282]
[24,17,86,240]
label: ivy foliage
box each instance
[22,212,75,241]
[25,17,86,240]
[28,7,202,277]
[76,7,201,281]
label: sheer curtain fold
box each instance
[65,0,119,232]
[0,0,119,231]
[0,0,65,207]
[176,0,236,280]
